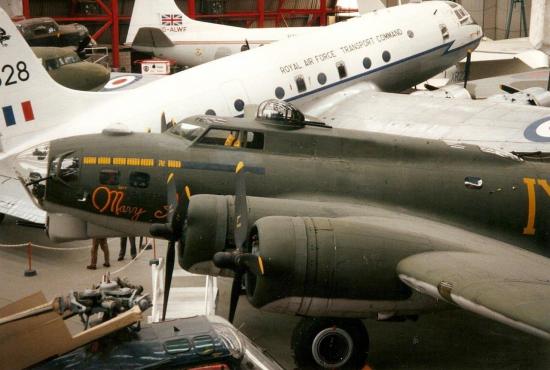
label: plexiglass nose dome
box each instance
[14,142,50,205]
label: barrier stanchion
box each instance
[24,242,37,277]
[149,238,159,266]
[143,237,153,250]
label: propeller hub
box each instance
[149,223,174,240]
[213,251,237,270]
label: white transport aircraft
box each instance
[125,0,384,67]
[430,0,550,87]
[0,2,482,223]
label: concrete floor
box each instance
[1,215,549,369]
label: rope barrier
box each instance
[0,243,29,248]
[0,242,93,251]
[110,246,149,276]
[0,238,162,277]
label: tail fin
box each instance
[357,0,385,13]
[126,0,197,45]
[529,0,550,54]
[0,8,100,157]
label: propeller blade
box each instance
[228,272,242,323]
[241,254,265,276]
[500,84,521,94]
[161,112,168,133]
[0,299,56,326]
[162,240,175,321]
[463,49,472,89]
[172,185,191,240]
[234,162,248,250]
[150,175,191,241]
[166,173,177,223]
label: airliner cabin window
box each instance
[336,62,347,79]
[130,171,150,188]
[295,75,307,93]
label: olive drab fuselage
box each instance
[41,115,550,257]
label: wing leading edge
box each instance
[398,251,550,340]
[0,175,46,224]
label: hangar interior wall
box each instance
[0,0,536,42]
[382,0,532,39]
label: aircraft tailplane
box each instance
[529,0,550,54]
[132,27,175,49]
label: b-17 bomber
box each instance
[16,101,550,368]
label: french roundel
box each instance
[102,75,142,91]
[524,116,550,142]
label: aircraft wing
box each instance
[339,211,550,340]
[235,202,550,340]
[313,89,550,153]
[0,160,46,224]
[472,38,549,69]
[298,81,380,118]
[397,251,550,339]
[470,49,549,70]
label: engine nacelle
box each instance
[179,195,384,276]
[245,216,438,317]
[180,195,231,276]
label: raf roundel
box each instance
[102,75,142,91]
[524,116,550,142]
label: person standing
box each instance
[87,238,110,270]
[118,236,137,261]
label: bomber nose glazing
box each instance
[14,142,51,205]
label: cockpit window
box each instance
[199,128,240,146]
[168,123,205,142]
[439,23,450,41]
[197,128,264,150]
[246,131,264,150]
[448,3,475,25]
[444,1,459,8]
